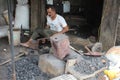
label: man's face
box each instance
[47,8,56,18]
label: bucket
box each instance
[8,29,21,46]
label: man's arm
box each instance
[58,25,69,34]
[45,25,50,29]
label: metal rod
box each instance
[7,0,16,80]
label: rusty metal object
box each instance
[84,45,102,57]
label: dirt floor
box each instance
[0,34,94,80]
[0,37,52,80]
[0,37,10,80]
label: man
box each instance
[21,5,69,48]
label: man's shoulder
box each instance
[47,15,50,18]
[57,14,64,19]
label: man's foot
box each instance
[20,43,29,48]
[41,38,46,43]
[20,40,39,49]
[20,40,31,48]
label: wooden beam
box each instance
[116,7,120,45]
[99,0,120,51]
[30,0,46,31]
[38,0,46,29]
[30,0,39,31]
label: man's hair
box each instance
[46,5,56,11]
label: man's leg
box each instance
[20,28,56,47]
[20,27,43,47]
[38,29,57,43]
[43,29,57,38]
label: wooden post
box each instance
[38,0,46,29]
[30,0,46,31]
[30,0,39,31]
[116,7,120,45]
[99,0,120,51]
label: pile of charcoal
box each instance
[73,55,109,80]
[0,56,5,63]
[74,55,109,75]
[5,55,52,80]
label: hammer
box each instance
[84,45,102,57]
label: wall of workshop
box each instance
[0,0,7,13]
[0,0,8,25]
[0,0,16,14]
[68,0,83,14]
[0,0,15,26]
[69,0,82,6]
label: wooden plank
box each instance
[116,7,120,45]
[99,0,120,51]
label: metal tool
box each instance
[84,46,102,57]
[69,45,83,55]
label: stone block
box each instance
[38,54,65,76]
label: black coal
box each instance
[74,55,109,80]
[5,55,51,80]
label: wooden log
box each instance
[116,7,120,45]
[30,0,39,31]
[99,0,120,51]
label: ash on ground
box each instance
[5,55,52,80]
[74,55,109,80]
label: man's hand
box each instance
[45,25,50,29]
[58,25,69,34]
[51,26,69,37]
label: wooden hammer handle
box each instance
[85,46,93,55]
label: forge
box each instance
[0,35,109,80]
